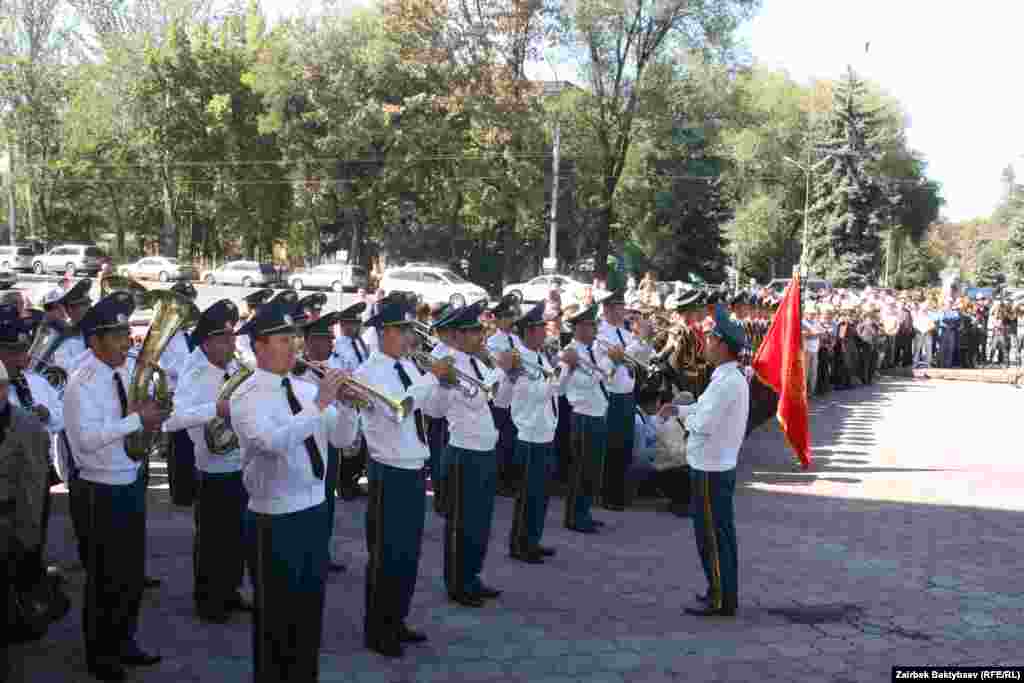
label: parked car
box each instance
[33,244,109,275]
[767,277,832,294]
[201,260,281,287]
[0,245,35,272]
[502,274,589,307]
[288,263,368,293]
[119,256,197,282]
[379,265,488,307]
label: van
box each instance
[0,245,35,271]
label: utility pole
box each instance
[5,142,15,246]
[784,152,813,277]
[548,119,560,267]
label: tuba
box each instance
[124,289,199,462]
[26,321,70,391]
[204,353,255,455]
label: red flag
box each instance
[752,274,812,469]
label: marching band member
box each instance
[160,299,250,624]
[230,301,358,682]
[560,304,613,534]
[507,302,569,564]
[434,302,516,608]
[41,287,70,325]
[293,310,349,572]
[64,292,168,681]
[51,279,93,373]
[331,302,371,501]
[486,296,521,497]
[235,289,275,364]
[427,304,454,514]
[297,292,327,323]
[660,304,749,618]
[0,308,64,575]
[596,289,654,511]
[162,281,199,507]
[354,299,451,657]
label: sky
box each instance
[262,0,1024,223]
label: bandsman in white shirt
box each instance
[50,279,93,373]
[297,292,327,322]
[231,301,358,682]
[660,304,749,618]
[433,302,517,608]
[234,288,275,364]
[426,303,454,514]
[506,302,570,564]
[559,304,614,534]
[292,309,349,572]
[161,299,251,624]
[354,299,452,658]
[330,302,372,501]
[64,292,169,680]
[595,289,654,511]
[486,296,522,497]
[0,311,64,578]
[162,281,201,507]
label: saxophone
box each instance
[203,353,254,456]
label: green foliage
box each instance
[891,240,943,290]
[974,240,1008,287]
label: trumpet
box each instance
[594,337,644,373]
[295,359,413,422]
[410,351,498,401]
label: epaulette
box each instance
[231,374,259,400]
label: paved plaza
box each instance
[9,377,1024,682]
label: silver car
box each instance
[0,245,35,272]
[288,263,368,293]
[202,260,281,287]
[120,256,197,282]
[33,244,108,275]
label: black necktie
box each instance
[113,373,128,418]
[508,336,514,351]
[614,328,634,377]
[587,346,609,400]
[11,373,33,410]
[469,357,485,380]
[281,378,325,480]
[395,361,427,445]
[351,337,364,364]
[539,352,557,419]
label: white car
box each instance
[288,263,368,293]
[379,265,488,308]
[119,256,197,282]
[503,274,589,307]
[201,260,281,287]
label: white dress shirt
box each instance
[361,326,379,354]
[486,330,521,355]
[63,350,144,485]
[353,351,451,470]
[678,361,749,472]
[444,350,513,452]
[232,368,358,515]
[560,340,612,418]
[162,348,241,473]
[596,320,653,395]
[235,334,255,366]
[10,370,65,479]
[509,349,568,444]
[52,333,88,374]
[332,333,370,371]
[160,330,192,392]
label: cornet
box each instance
[295,359,413,422]
[410,351,498,401]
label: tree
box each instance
[974,240,1008,287]
[807,67,887,287]
[557,0,758,282]
[891,240,942,290]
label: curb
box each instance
[880,367,1024,385]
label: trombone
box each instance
[594,337,644,373]
[410,351,498,401]
[510,351,560,382]
[296,359,413,422]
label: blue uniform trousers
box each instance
[508,440,555,554]
[248,502,328,683]
[167,429,197,506]
[443,446,497,596]
[364,460,426,647]
[326,446,340,540]
[602,393,635,507]
[193,470,247,611]
[563,413,607,532]
[427,417,449,480]
[690,468,738,609]
[554,396,573,482]
[492,406,517,489]
[81,477,145,670]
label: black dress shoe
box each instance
[450,592,485,608]
[120,643,162,667]
[397,623,428,643]
[143,576,161,589]
[567,525,597,534]
[592,519,606,527]
[510,549,544,564]
[328,559,347,573]
[475,584,502,599]
[367,637,404,658]
[226,592,253,612]
[196,605,230,624]
[603,503,625,512]
[684,604,736,617]
[88,662,126,681]
[695,591,710,604]
[534,545,556,557]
